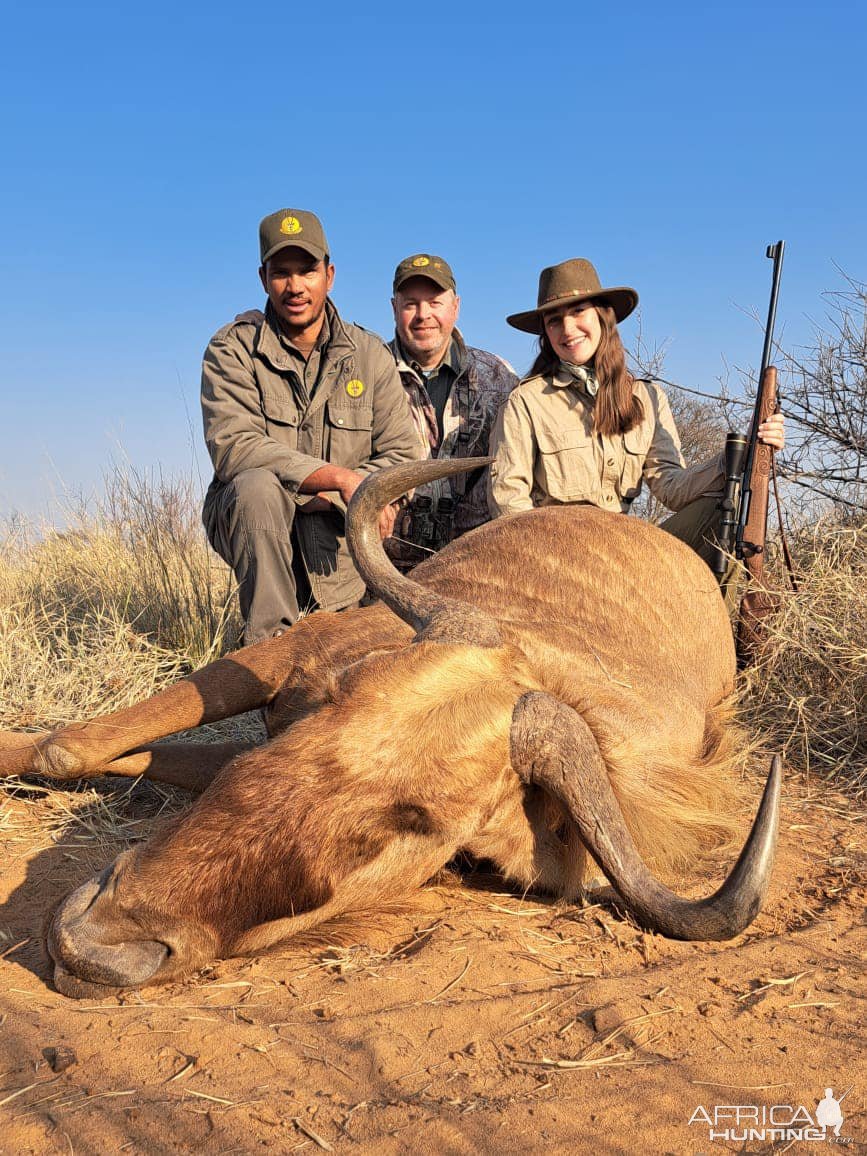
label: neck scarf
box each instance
[559,360,598,397]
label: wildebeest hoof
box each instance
[37,742,86,780]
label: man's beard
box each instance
[278,298,326,337]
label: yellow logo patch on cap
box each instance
[346,379,365,398]
[412,256,430,267]
[280,216,302,235]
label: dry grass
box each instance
[0,469,253,888]
[740,515,867,796]
[0,466,240,730]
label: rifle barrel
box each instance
[736,241,786,557]
[758,240,785,404]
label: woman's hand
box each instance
[757,411,786,451]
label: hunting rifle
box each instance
[710,241,785,663]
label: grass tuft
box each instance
[0,467,240,729]
[740,516,867,796]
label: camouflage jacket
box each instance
[385,332,518,571]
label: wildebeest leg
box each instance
[0,730,253,791]
[97,741,256,792]
[1,606,407,782]
[0,731,51,777]
[0,631,296,781]
[232,832,464,957]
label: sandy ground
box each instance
[0,772,864,1155]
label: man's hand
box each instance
[296,494,334,515]
[299,465,365,505]
[298,466,398,540]
[379,503,398,541]
[757,412,786,451]
[300,495,397,540]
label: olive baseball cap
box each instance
[507,258,638,333]
[393,253,456,294]
[259,209,329,265]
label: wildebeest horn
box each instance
[347,457,502,646]
[510,692,781,941]
[48,874,168,995]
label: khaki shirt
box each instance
[488,372,724,517]
[201,300,419,609]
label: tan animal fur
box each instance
[1,467,775,998]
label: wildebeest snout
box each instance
[47,860,217,998]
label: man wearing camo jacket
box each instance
[386,253,518,572]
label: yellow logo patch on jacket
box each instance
[346,379,365,398]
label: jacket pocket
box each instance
[325,401,374,468]
[535,425,596,501]
[621,423,652,499]
[262,393,300,449]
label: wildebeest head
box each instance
[48,634,540,996]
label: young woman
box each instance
[488,258,785,572]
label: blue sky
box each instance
[2,0,865,518]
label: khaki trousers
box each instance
[660,496,736,606]
[203,469,308,646]
[203,469,361,646]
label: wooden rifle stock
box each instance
[736,366,778,664]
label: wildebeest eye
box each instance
[389,802,438,836]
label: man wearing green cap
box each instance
[201,209,418,644]
[386,254,518,572]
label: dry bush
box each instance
[775,273,867,513]
[0,467,240,730]
[711,271,867,519]
[740,515,867,796]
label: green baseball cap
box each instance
[259,208,329,265]
[393,253,456,294]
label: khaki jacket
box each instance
[385,332,518,570]
[488,372,724,517]
[201,301,419,609]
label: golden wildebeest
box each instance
[0,459,780,998]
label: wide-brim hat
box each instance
[507,258,638,334]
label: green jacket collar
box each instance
[256,298,356,372]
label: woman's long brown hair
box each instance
[529,303,643,437]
